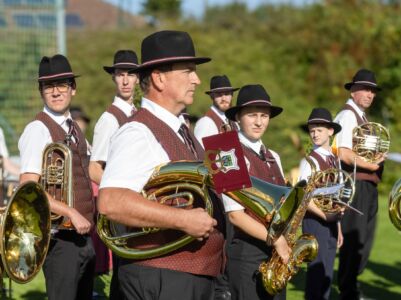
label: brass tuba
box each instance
[305,156,355,214]
[352,122,390,163]
[0,181,51,283]
[41,142,74,229]
[389,178,401,231]
[97,161,315,263]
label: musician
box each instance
[298,108,344,300]
[89,49,139,184]
[194,75,239,146]
[0,127,20,178]
[222,84,290,300]
[98,30,225,299]
[334,69,385,300]
[18,54,95,300]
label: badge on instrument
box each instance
[203,131,251,193]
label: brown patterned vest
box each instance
[309,150,338,170]
[339,104,382,183]
[126,108,225,277]
[36,112,95,226]
[205,107,237,132]
[106,104,131,127]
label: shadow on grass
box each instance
[17,290,47,300]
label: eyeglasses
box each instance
[42,82,71,94]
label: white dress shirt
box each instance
[334,99,366,150]
[18,106,73,175]
[100,98,187,192]
[0,128,9,158]
[194,105,227,147]
[222,131,284,213]
[298,146,336,182]
[90,96,135,162]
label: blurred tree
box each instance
[141,0,182,19]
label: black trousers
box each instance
[303,216,338,300]
[338,180,378,300]
[118,262,215,300]
[43,231,96,300]
[227,237,286,300]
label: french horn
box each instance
[352,122,390,163]
[389,178,401,231]
[0,181,51,283]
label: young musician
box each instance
[298,107,344,300]
[223,84,290,300]
[18,54,95,300]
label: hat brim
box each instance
[103,64,140,74]
[133,56,211,73]
[225,104,283,121]
[38,74,80,82]
[301,121,342,135]
[344,81,382,91]
[205,87,240,95]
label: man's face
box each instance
[237,106,271,141]
[351,84,376,110]
[163,62,201,110]
[113,69,138,101]
[40,80,75,115]
[211,91,233,112]
[308,124,334,148]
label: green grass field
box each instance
[5,195,401,300]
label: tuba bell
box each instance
[352,122,390,163]
[389,178,401,231]
[0,181,51,283]
[41,142,74,229]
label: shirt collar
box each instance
[43,106,71,127]
[313,145,334,158]
[141,97,184,133]
[347,98,365,118]
[113,96,135,117]
[238,131,263,154]
[211,105,227,121]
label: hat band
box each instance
[113,62,139,67]
[141,56,197,66]
[39,72,75,80]
[242,99,272,106]
[209,87,234,92]
[308,118,331,123]
[353,80,377,86]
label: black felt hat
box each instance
[103,50,139,74]
[38,54,79,82]
[301,107,342,134]
[205,75,239,95]
[225,84,283,121]
[344,69,381,91]
[134,30,211,72]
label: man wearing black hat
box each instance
[298,108,344,300]
[98,31,225,299]
[334,69,386,300]
[222,84,290,300]
[194,75,239,146]
[18,54,95,300]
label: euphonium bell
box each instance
[389,178,401,231]
[0,181,51,283]
[352,122,390,163]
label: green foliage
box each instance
[141,0,181,18]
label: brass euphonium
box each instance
[41,142,74,229]
[305,156,355,214]
[0,181,51,283]
[352,122,390,163]
[389,178,401,231]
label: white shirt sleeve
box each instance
[194,116,219,147]
[90,112,120,162]
[0,128,9,158]
[334,110,357,149]
[298,157,315,182]
[18,121,52,174]
[100,122,170,192]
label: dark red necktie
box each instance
[178,124,198,159]
[327,155,336,168]
[66,118,79,145]
[259,145,275,163]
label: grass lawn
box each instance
[5,195,401,300]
